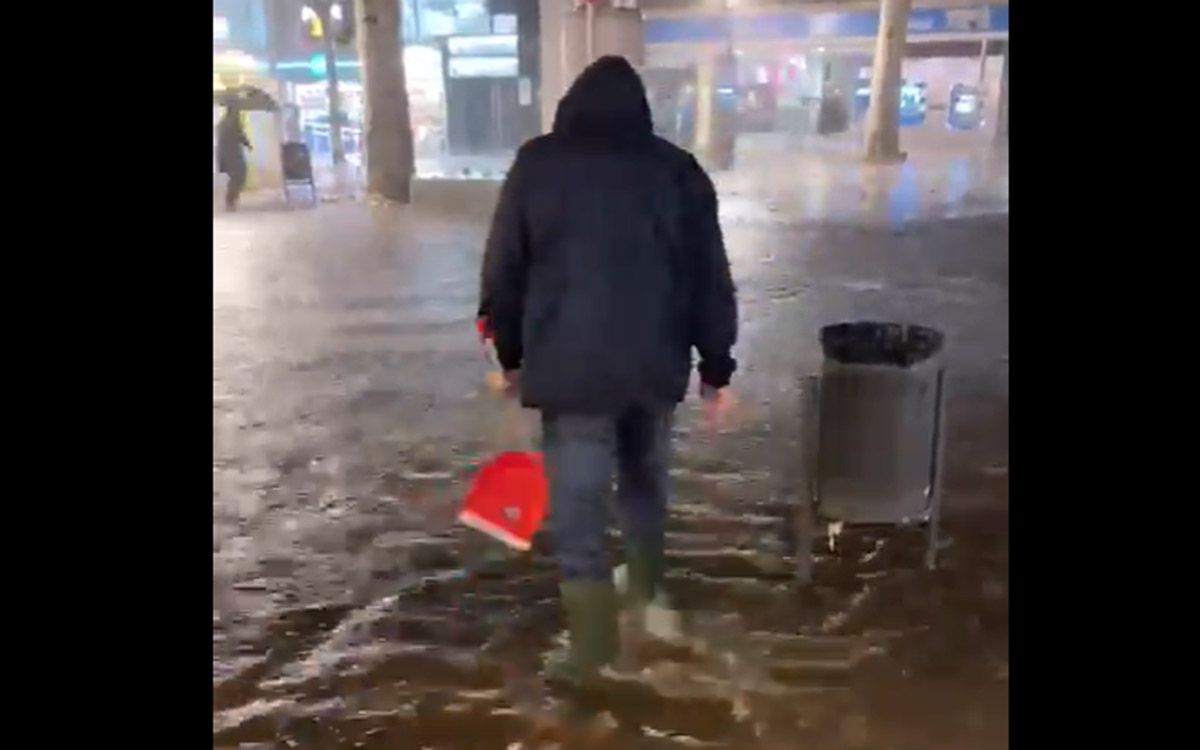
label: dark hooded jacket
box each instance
[479,56,737,413]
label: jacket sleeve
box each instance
[683,157,738,388]
[478,149,530,371]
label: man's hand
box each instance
[476,315,493,344]
[502,369,521,399]
[484,369,520,399]
[700,383,734,429]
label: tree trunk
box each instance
[863,0,912,163]
[355,0,414,202]
[316,1,346,165]
[994,49,1008,145]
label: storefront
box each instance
[423,0,537,178]
[272,45,453,176]
[643,3,1009,151]
[289,78,363,165]
[443,32,522,161]
[264,0,535,180]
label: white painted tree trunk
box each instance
[355,0,414,202]
[863,0,912,163]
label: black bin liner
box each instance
[281,142,314,181]
[820,322,944,368]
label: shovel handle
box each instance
[477,317,536,453]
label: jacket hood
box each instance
[552,56,652,139]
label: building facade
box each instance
[213,0,1008,185]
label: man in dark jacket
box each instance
[216,105,252,211]
[478,56,737,684]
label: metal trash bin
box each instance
[281,141,317,205]
[805,322,947,569]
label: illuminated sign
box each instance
[448,56,518,78]
[447,34,518,57]
[275,55,361,78]
[214,16,230,42]
[309,53,329,76]
[213,49,268,72]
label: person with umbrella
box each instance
[216,103,252,211]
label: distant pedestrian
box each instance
[477,56,738,686]
[216,105,252,211]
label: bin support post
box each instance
[924,367,947,570]
[795,375,821,586]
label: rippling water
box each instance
[214,184,1008,748]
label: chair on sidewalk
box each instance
[281,142,317,206]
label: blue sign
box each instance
[989,7,1009,32]
[645,6,1008,45]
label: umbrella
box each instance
[214,85,278,112]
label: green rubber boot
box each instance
[620,537,683,642]
[623,537,666,606]
[546,580,619,688]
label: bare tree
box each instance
[863,0,912,163]
[354,0,414,202]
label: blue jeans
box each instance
[541,405,674,582]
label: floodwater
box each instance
[214,157,1008,748]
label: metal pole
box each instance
[977,38,988,87]
[317,1,345,165]
[585,2,595,63]
[924,367,947,571]
[794,375,821,586]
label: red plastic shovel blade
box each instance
[458,451,548,551]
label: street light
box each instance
[301,4,344,39]
[301,1,348,165]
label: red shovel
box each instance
[458,451,547,551]
[458,317,548,551]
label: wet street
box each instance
[214,163,1008,749]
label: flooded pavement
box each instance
[214,181,1008,748]
[721,136,1008,228]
